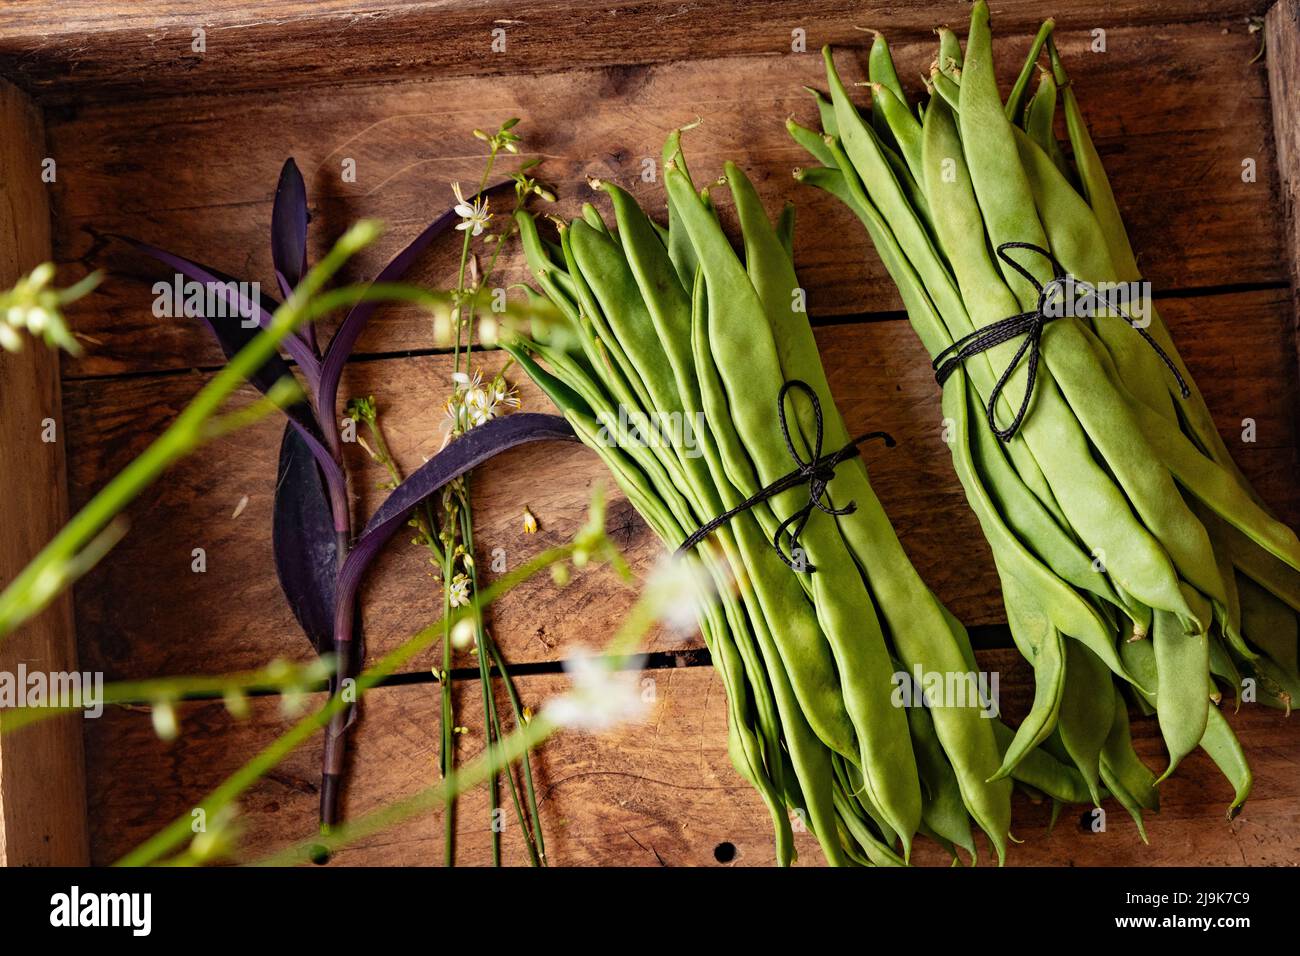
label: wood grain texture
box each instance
[1267,0,1300,379]
[0,1,1271,104]
[82,652,1299,866]
[9,3,1295,867]
[45,18,1282,378]
[62,289,1300,683]
[0,79,88,865]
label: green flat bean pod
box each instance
[791,0,1296,840]
[509,132,1049,865]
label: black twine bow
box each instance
[676,380,894,573]
[932,242,1190,442]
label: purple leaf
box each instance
[316,180,514,432]
[271,158,319,354]
[273,422,338,656]
[118,235,322,392]
[328,413,577,719]
[271,158,310,294]
[291,420,350,533]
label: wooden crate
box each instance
[1,0,1297,866]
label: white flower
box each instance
[464,386,491,426]
[451,181,491,237]
[448,573,471,608]
[544,649,649,732]
[443,369,520,434]
[492,376,521,412]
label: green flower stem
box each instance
[355,406,442,565]
[460,481,545,867]
[200,377,306,443]
[458,195,524,357]
[453,145,499,375]
[486,637,547,864]
[483,680,537,866]
[359,414,401,488]
[343,401,518,865]
[437,128,510,866]
[0,221,384,640]
[114,540,582,867]
[439,533,457,867]
[460,484,503,866]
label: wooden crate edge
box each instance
[0,78,89,866]
[1266,0,1300,405]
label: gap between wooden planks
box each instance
[44,18,1283,378]
[82,650,1298,866]
[63,289,1300,682]
[0,0,1273,104]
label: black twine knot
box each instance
[932,241,1190,442]
[676,380,894,573]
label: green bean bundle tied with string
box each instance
[791,0,1300,836]
[503,130,1098,865]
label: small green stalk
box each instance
[439,533,457,865]
[459,490,503,866]
[429,119,551,867]
[460,486,546,866]
[487,638,547,864]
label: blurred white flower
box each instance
[544,649,648,732]
[450,616,476,649]
[151,700,178,741]
[644,553,716,637]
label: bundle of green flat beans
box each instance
[504,129,1098,866]
[790,0,1300,833]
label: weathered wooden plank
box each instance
[81,653,1299,866]
[84,665,827,866]
[62,289,1300,681]
[0,79,88,865]
[47,19,1283,378]
[1267,0,1300,381]
[0,1,1270,104]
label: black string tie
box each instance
[931,241,1190,442]
[676,380,894,573]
